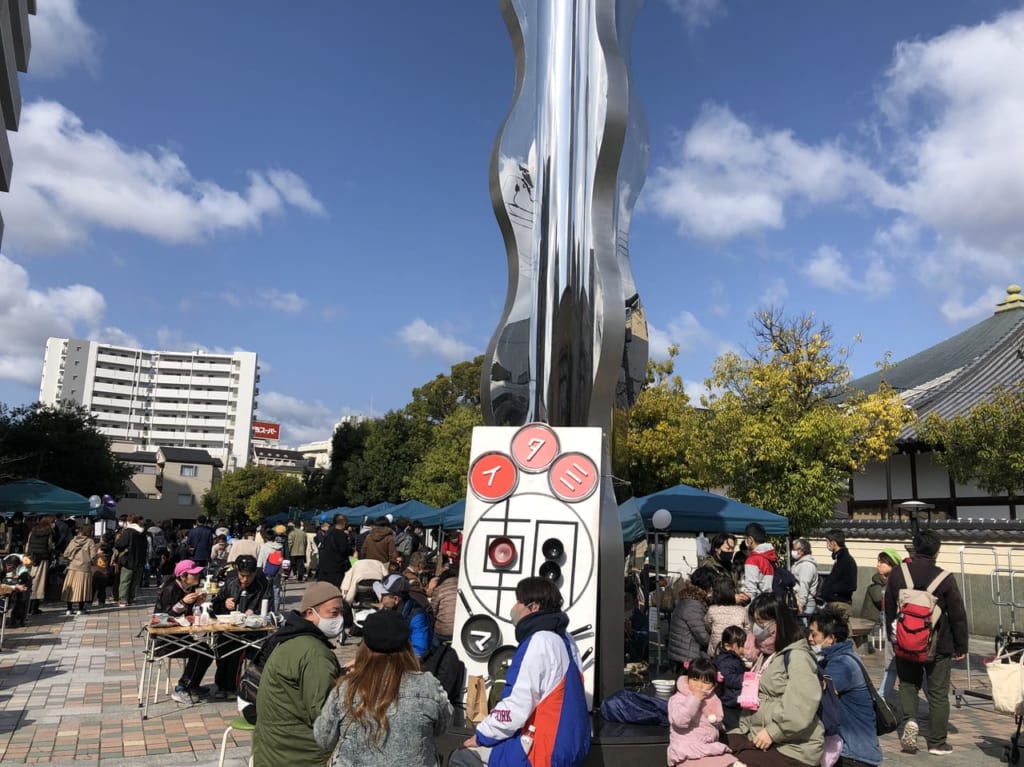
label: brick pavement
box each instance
[0,585,1018,766]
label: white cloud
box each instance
[153,327,232,355]
[397,319,476,362]
[802,245,894,297]
[878,9,1024,263]
[757,277,789,308]
[89,327,140,348]
[257,391,338,445]
[0,254,131,384]
[260,289,308,314]
[30,0,99,78]
[650,10,1024,313]
[938,285,1008,323]
[646,104,894,243]
[666,0,725,30]
[647,311,715,360]
[6,101,326,252]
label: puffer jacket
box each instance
[430,573,458,638]
[704,604,749,656]
[792,555,820,614]
[861,571,886,623]
[361,526,398,564]
[668,681,729,764]
[737,638,824,766]
[667,584,710,663]
[820,640,882,766]
[252,612,341,767]
[313,671,452,767]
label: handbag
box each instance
[738,670,760,710]
[851,654,898,735]
[987,648,1024,715]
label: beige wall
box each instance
[120,458,219,523]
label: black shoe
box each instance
[188,685,211,696]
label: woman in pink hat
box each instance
[155,559,213,704]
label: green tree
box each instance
[246,474,306,521]
[920,387,1024,513]
[624,347,708,497]
[345,410,432,505]
[318,420,373,508]
[407,356,484,424]
[403,405,483,506]
[694,310,909,535]
[202,463,280,521]
[0,401,133,496]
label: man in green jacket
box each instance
[252,582,345,767]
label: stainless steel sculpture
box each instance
[481,0,648,700]
[483,0,648,429]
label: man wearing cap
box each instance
[252,581,345,767]
[374,573,433,658]
[211,555,270,699]
[155,559,214,704]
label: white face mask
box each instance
[312,609,344,639]
[791,549,801,560]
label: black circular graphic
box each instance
[461,614,502,660]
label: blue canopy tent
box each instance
[618,497,648,545]
[636,484,789,536]
[387,500,439,525]
[0,480,91,516]
[316,506,357,524]
[437,499,465,530]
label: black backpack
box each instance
[421,642,466,708]
[772,563,799,613]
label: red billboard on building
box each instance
[252,420,281,440]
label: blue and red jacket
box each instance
[475,611,591,767]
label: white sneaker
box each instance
[901,720,919,753]
[928,744,954,755]
[170,688,194,705]
[64,610,73,616]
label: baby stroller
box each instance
[987,630,1024,765]
[344,579,379,638]
[2,554,31,628]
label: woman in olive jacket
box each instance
[727,593,825,767]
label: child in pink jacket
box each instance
[667,658,744,767]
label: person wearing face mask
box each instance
[451,576,590,767]
[816,531,857,620]
[728,593,824,767]
[789,540,820,619]
[251,582,344,767]
[809,608,882,767]
[740,523,776,605]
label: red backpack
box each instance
[893,562,951,663]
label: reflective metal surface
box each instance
[482,0,648,431]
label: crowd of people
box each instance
[2,508,976,766]
[661,526,968,767]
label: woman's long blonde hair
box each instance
[337,638,420,746]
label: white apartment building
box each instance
[39,338,259,470]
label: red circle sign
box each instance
[510,423,560,473]
[468,452,518,502]
[548,453,600,502]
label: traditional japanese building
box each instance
[848,284,1024,520]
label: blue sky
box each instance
[2,0,1023,444]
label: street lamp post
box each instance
[651,508,672,674]
[897,500,934,541]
